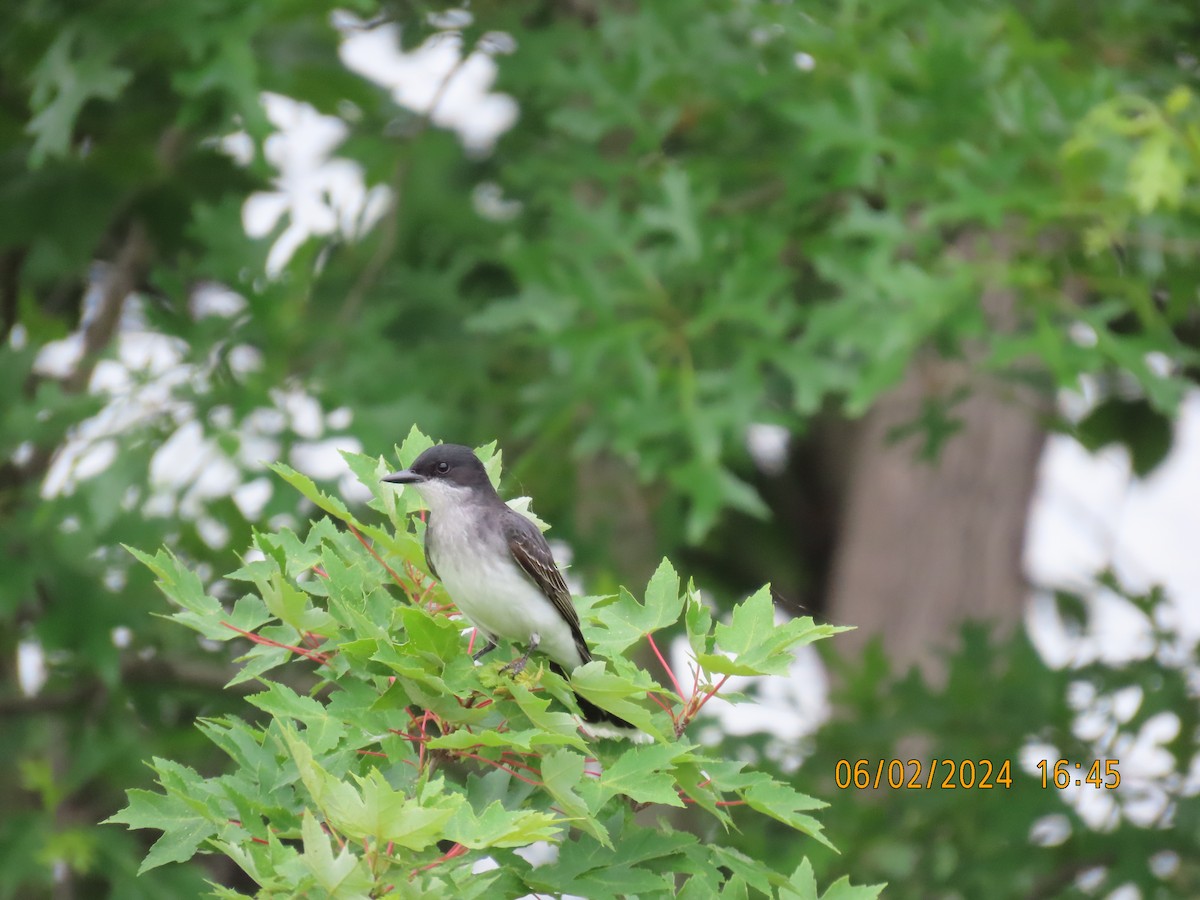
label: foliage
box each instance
[727,582,1199,898]
[479,0,1200,530]
[2,0,1200,895]
[107,433,872,898]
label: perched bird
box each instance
[383,443,634,733]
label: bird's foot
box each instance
[500,654,529,676]
[500,633,540,677]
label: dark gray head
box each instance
[383,444,496,497]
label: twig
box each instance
[0,247,26,345]
[64,220,151,393]
[347,522,408,590]
[0,655,255,717]
[220,620,332,666]
[689,674,731,718]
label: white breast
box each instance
[424,493,585,670]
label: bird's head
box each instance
[383,444,495,509]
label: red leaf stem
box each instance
[646,633,685,701]
[410,841,466,876]
[219,621,331,666]
[457,751,543,786]
[346,523,408,592]
[646,691,678,720]
[690,674,731,717]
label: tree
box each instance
[825,340,1049,668]
[2,0,1199,895]
[781,586,1200,897]
[107,433,875,898]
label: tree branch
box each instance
[0,655,256,717]
[63,220,151,393]
[0,246,26,345]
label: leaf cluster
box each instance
[109,431,873,898]
[728,582,1200,898]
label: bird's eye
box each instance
[436,461,450,474]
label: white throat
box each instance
[411,479,477,515]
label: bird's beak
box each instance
[382,469,424,485]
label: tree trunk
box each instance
[825,290,1050,673]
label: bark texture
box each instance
[825,287,1050,673]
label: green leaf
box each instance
[531,826,685,898]
[475,440,503,489]
[391,427,438,515]
[741,778,833,849]
[506,681,591,748]
[444,801,561,849]
[570,662,665,738]
[819,874,886,900]
[673,762,733,828]
[104,789,218,873]
[227,595,273,633]
[341,449,406,528]
[283,728,460,848]
[592,558,684,654]
[195,718,276,786]
[639,166,703,262]
[679,861,724,900]
[395,425,435,468]
[505,495,551,532]
[1075,397,1172,477]
[393,604,465,663]
[269,462,361,527]
[684,583,714,658]
[246,682,345,754]
[127,546,236,641]
[1128,131,1184,213]
[300,812,373,898]
[261,568,332,632]
[539,863,673,899]
[780,858,820,900]
[594,742,693,807]
[707,845,779,896]
[27,29,132,165]
[226,643,293,686]
[540,749,609,846]
[787,855,884,900]
[697,586,848,676]
[428,725,578,754]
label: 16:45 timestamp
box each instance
[1037,759,1120,789]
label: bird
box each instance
[383,443,635,734]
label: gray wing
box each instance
[503,511,591,665]
[422,516,440,582]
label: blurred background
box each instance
[2,1,1199,897]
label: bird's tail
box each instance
[548,662,640,736]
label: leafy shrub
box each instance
[108,432,879,898]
